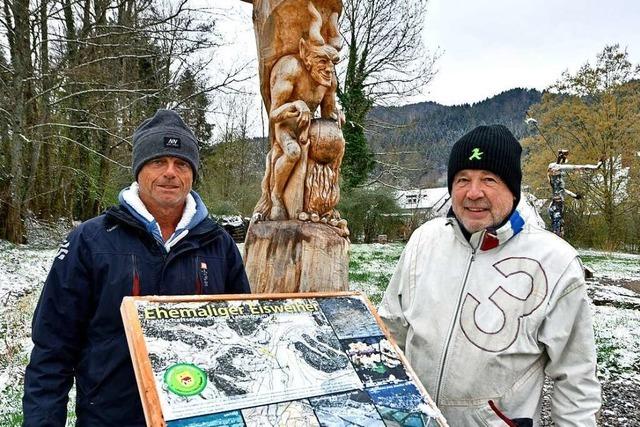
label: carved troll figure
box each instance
[251,1,347,232]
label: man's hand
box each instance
[574,193,583,200]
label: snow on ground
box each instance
[0,242,55,308]
[590,283,640,311]
[0,239,639,425]
[0,242,59,425]
[593,305,640,376]
[580,249,640,281]
[348,243,404,305]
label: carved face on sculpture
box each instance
[300,39,339,87]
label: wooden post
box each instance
[244,220,349,293]
[243,0,350,293]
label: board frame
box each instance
[121,291,448,426]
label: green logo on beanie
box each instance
[469,148,483,161]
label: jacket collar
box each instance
[448,209,525,251]
[116,182,209,252]
[105,206,219,239]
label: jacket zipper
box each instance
[131,254,140,296]
[194,256,209,295]
[199,258,209,293]
[434,242,478,404]
[156,225,224,291]
[158,241,169,279]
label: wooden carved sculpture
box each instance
[241,0,350,293]
[245,0,347,230]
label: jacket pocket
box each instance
[92,252,141,315]
[81,335,119,401]
[76,334,143,423]
[194,256,205,294]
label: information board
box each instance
[121,292,448,426]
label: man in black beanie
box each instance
[23,109,251,426]
[380,124,601,426]
[446,124,522,238]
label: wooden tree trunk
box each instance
[244,221,349,293]
[6,135,24,243]
[3,0,33,243]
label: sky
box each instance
[215,0,640,107]
[421,0,640,105]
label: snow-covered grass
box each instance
[0,241,72,426]
[579,251,640,388]
[593,306,640,378]
[580,249,640,282]
[0,241,638,425]
[348,243,404,305]
[0,242,57,425]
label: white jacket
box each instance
[379,211,601,426]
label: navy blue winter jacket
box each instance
[22,205,250,426]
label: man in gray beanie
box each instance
[380,124,600,426]
[23,109,251,426]
[132,109,200,180]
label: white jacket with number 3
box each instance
[379,211,601,426]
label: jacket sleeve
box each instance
[22,228,93,427]
[539,257,601,426]
[223,234,251,294]
[378,235,418,352]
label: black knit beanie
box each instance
[447,124,522,205]
[132,109,199,180]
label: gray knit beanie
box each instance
[447,124,522,206]
[132,109,199,179]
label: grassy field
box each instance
[348,243,404,305]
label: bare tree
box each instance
[200,94,267,216]
[0,0,251,243]
[340,0,435,104]
[338,0,437,188]
[1,0,36,242]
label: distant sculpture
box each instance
[247,0,347,234]
[241,0,350,293]
[547,149,602,237]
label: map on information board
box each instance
[121,292,448,427]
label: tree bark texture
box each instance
[244,221,349,294]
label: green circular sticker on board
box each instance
[164,363,207,396]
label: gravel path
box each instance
[540,274,640,427]
[541,374,640,426]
